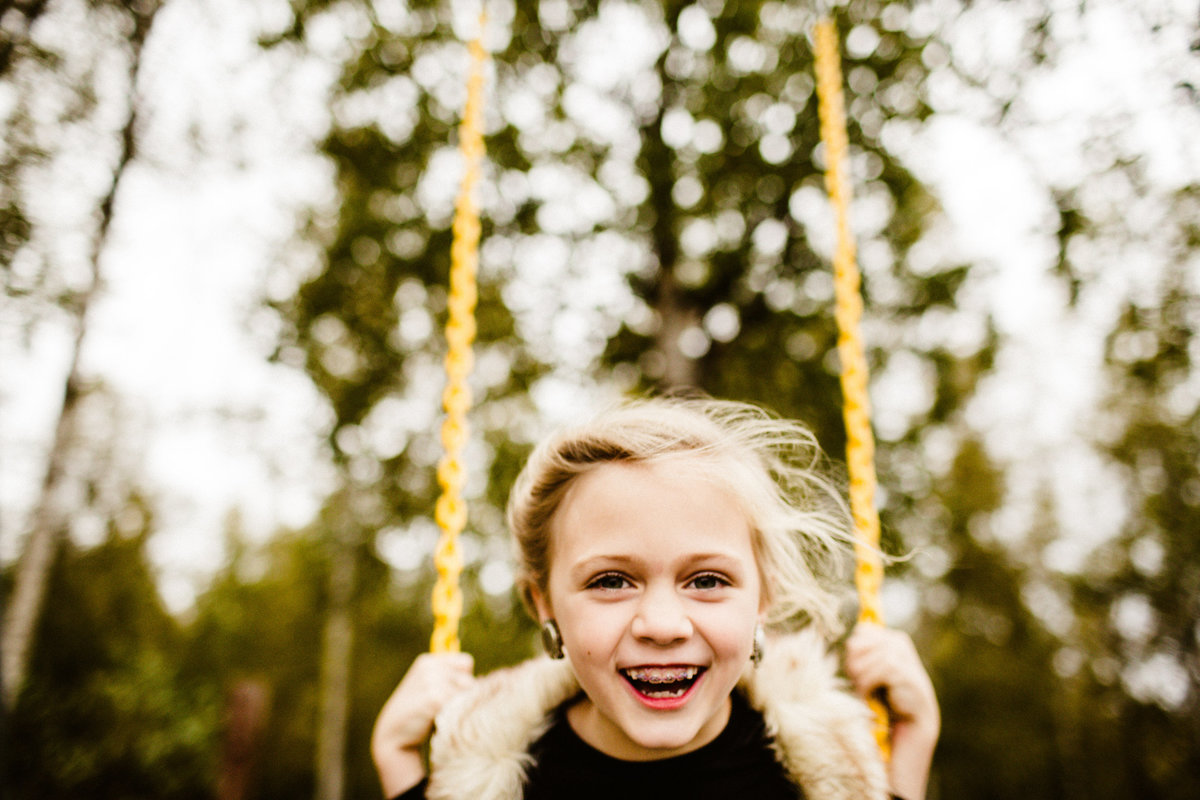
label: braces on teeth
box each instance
[623,666,701,684]
[621,666,704,698]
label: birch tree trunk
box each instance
[0,0,162,711]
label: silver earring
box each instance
[751,623,765,666]
[541,619,565,659]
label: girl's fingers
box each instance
[844,624,938,724]
[372,653,475,799]
[845,624,940,800]
[373,652,476,751]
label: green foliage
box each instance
[255,2,1023,797]
[3,1,1178,798]
[172,507,537,800]
[608,0,951,419]
[915,440,1067,797]
[4,510,217,800]
[1057,257,1200,799]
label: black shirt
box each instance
[523,689,802,799]
[394,690,802,800]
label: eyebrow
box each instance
[568,552,746,579]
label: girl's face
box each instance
[532,459,765,761]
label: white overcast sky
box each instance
[3,0,1198,613]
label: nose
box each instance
[630,583,694,644]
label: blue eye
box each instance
[689,573,729,590]
[589,573,630,591]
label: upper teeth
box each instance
[624,666,700,683]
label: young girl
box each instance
[372,397,939,800]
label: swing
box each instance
[426,10,890,757]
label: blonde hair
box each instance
[506,396,856,636]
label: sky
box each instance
[2,0,341,609]
[3,0,1199,615]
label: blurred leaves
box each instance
[4,506,217,799]
[3,0,1199,798]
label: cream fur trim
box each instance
[743,630,890,800]
[428,657,578,800]
[428,630,888,800]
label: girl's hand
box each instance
[371,652,475,798]
[844,623,940,800]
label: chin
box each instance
[614,691,730,756]
[628,721,708,752]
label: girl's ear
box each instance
[529,584,553,623]
[757,582,771,617]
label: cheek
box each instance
[557,597,622,641]
[702,600,762,653]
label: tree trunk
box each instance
[653,268,701,391]
[217,679,272,800]
[0,0,161,711]
[314,505,357,800]
[639,43,700,392]
[1,343,86,709]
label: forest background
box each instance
[2,0,1199,798]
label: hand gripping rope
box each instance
[429,18,488,656]
[813,16,891,759]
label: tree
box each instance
[180,520,334,799]
[1064,248,1200,798]
[259,0,967,794]
[3,491,217,800]
[909,3,1200,795]
[259,1,1200,797]
[260,3,553,796]
[1,0,165,710]
[174,500,535,800]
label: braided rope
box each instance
[430,22,488,655]
[813,16,890,758]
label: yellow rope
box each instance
[813,16,891,759]
[426,17,888,755]
[430,20,488,655]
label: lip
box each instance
[619,664,707,710]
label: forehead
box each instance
[548,458,757,565]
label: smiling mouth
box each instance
[620,666,706,699]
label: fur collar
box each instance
[428,630,888,800]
